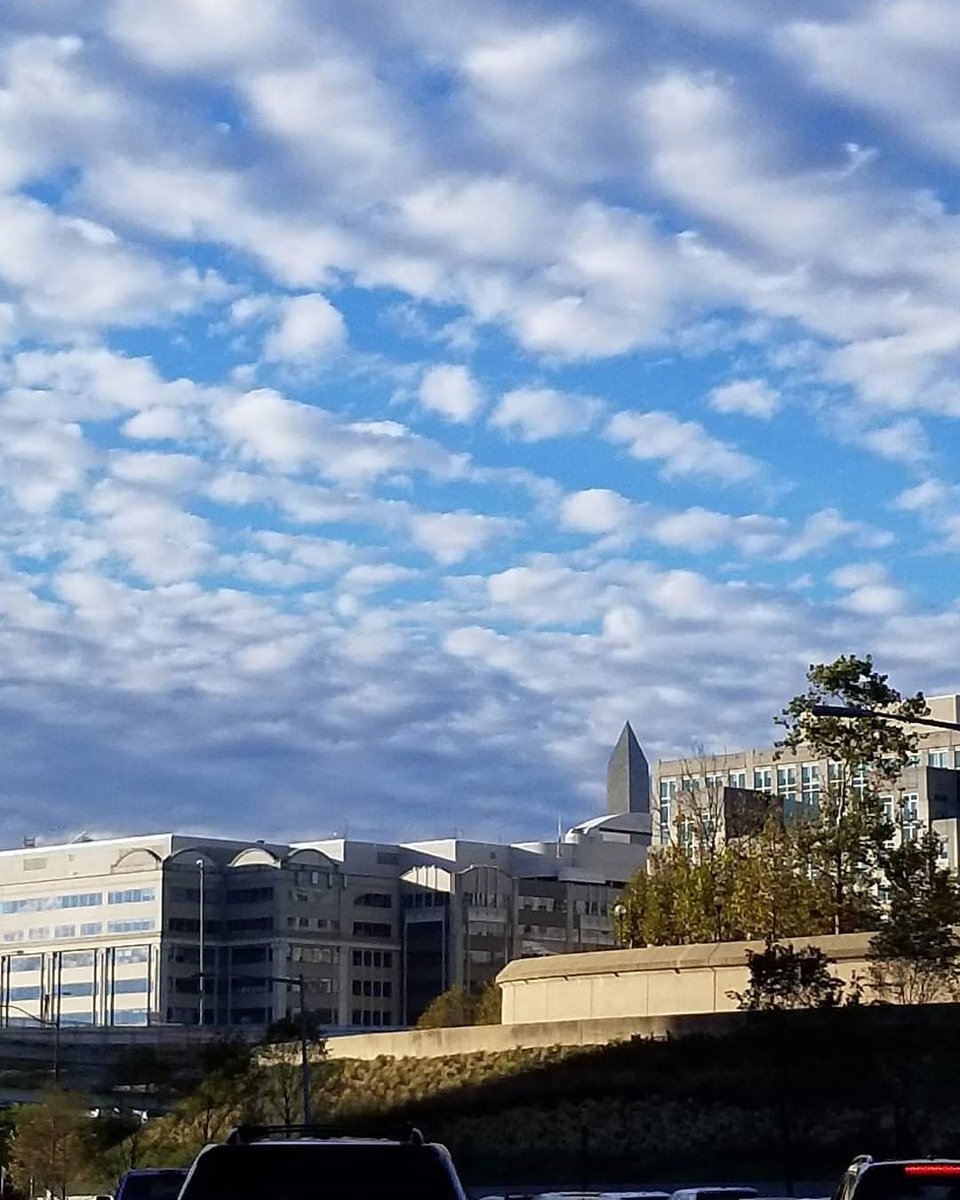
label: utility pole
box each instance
[298,974,310,1125]
[197,858,205,1028]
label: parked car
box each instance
[833,1156,960,1200]
[115,1169,189,1200]
[177,1124,467,1200]
[671,1189,759,1200]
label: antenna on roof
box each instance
[22,836,36,849]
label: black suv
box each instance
[178,1124,467,1200]
[834,1157,960,1200]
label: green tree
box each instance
[617,819,829,948]
[416,984,477,1029]
[415,982,502,1028]
[9,1088,91,1200]
[777,655,927,933]
[731,937,846,1010]
[868,828,960,1004]
[473,982,502,1025]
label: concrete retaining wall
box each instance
[321,1010,741,1060]
[496,930,878,1024]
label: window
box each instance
[852,763,868,798]
[291,946,336,964]
[54,925,76,939]
[22,857,47,872]
[903,793,920,841]
[61,981,94,998]
[28,928,48,941]
[705,772,724,796]
[108,919,155,934]
[954,748,960,770]
[801,763,820,805]
[929,748,949,768]
[776,765,797,802]
[115,946,150,964]
[113,1010,148,1026]
[61,951,94,968]
[108,888,156,905]
[114,977,149,994]
[3,932,24,943]
[0,892,101,915]
[10,956,40,973]
[753,767,773,794]
[728,770,746,789]
[80,923,102,937]
[354,893,392,908]
[232,946,270,965]
[227,917,273,932]
[352,921,392,938]
[227,887,274,904]
[9,986,40,1001]
[658,778,676,838]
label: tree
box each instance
[731,937,846,1011]
[473,982,502,1025]
[777,655,928,934]
[415,982,502,1028]
[868,827,960,1004]
[9,1088,90,1200]
[617,818,829,948]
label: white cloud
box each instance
[606,409,762,485]
[417,364,483,423]
[262,293,347,365]
[830,562,904,616]
[490,387,602,441]
[708,379,781,420]
[0,193,224,334]
[560,489,637,535]
[408,510,513,564]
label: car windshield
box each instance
[182,1145,460,1200]
[120,1172,188,1200]
[855,1168,960,1200]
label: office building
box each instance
[651,692,960,866]
[0,777,651,1030]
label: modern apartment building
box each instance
[0,776,651,1031]
[652,692,960,866]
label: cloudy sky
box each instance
[2,0,960,846]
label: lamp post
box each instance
[811,704,960,733]
[196,858,205,1028]
[273,974,311,1125]
[612,902,629,948]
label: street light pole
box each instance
[197,859,205,1028]
[811,704,960,733]
[266,974,312,1123]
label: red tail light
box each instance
[904,1166,960,1177]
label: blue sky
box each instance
[2,0,960,846]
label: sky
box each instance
[3,0,960,846]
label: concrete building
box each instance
[0,794,651,1031]
[652,692,960,865]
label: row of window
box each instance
[7,977,149,1001]
[351,980,391,998]
[351,950,393,968]
[352,922,392,938]
[287,917,339,931]
[291,946,338,964]
[0,889,155,916]
[351,1009,392,1027]
[2,918,155,943]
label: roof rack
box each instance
[226,1124,425,1146]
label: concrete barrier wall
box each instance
[319,1010,742,1060]
[497,930,879,1024]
